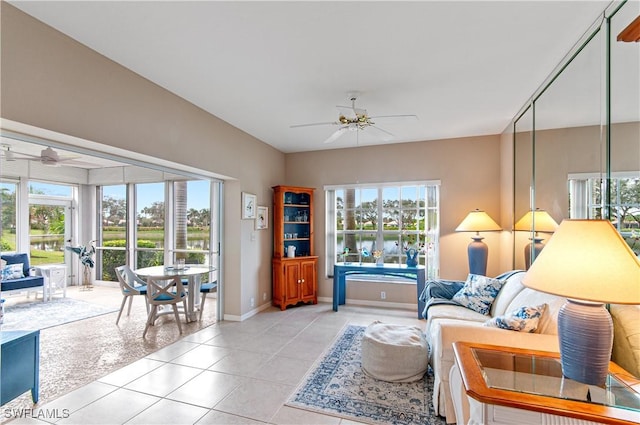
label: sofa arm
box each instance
[429,319,559,423]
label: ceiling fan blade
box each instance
[10,151,42,160]
[369,114,418,120]
[323,127,348,144]
[370,125,395,139]
[290,121,337,128]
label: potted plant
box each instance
[66,240,96,290]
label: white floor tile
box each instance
[271,406,341,425]
[56,388,159,425]
[206,349,273,376]
[98,358,164,387]
[124,398,209,424]
[195,410,266,424]
[144,340,200,362]
[37,381,118,415]
[123,363,203,397]
[166,370,250,409]
[170,344,232,370]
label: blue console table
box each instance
[333,263,426,319]
[1,330,40,405]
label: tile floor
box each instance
[4,290,426,425]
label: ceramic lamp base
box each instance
[524,237,545,270]
[468,237,488,276]
[558,299,613,386]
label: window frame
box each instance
[325,180,441,281]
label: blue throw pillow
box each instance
[1,263,25,280]
[1,253,30,276]
[484,304,548,333]
[452,274,505,315]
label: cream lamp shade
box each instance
[523,219,640,303]
[455,209,502,233]
[522,219,640,386]
[514,209,559,234]
[456,209,501,276]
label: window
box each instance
[0,181,17,250]
[28,181,73,266]
[326,181,440,280]
[99,185,127,281]
[569,172,640,255]
[135,182,165,268]
[172,180,211,266]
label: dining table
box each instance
[133,265,216,322]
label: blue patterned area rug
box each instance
[287,324,445,425]
[1,297,118,331]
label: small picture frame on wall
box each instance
[256,206,268,230]
[242,192,257,219]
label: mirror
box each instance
[512,0,640,269]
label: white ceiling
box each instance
[9,1,616,154]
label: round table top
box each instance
[134,265,215,278]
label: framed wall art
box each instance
[256,206,268,230]
[242,192,257,219]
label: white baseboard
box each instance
[224,301,271,322]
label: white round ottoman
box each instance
[361,321,429,382]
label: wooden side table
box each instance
[452,341,640,425]
[1,330,40,405]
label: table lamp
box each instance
[514,209,559,269]
[455,209,502,276]
[522,219,640,386]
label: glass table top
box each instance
[472,348,640,413]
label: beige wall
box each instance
[285,135,504,304]
[0,3,284,318]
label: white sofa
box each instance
[425,270,567,424]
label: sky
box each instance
[104,180,211,210]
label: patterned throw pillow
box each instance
[484,304,548,333]
[1,263,24,280]
[452,274,505,315]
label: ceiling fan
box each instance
[291,94,418,144]
[1,145,94,167]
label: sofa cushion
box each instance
[452,274,505,315]
[1,263,24,280]
[506,287,565,335]
[0,253,31,277]
[490,271,526,317]
[484,304,547,333]
[610,304,640,378]
[0,276,44,291]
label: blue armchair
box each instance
[1,253,45,301]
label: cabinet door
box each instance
[283,262,300,302]
[299,260,316,300]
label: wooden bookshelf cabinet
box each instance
[272,185,318,310]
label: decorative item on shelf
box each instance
[455,209,502,276]
[359,247,370,264]
[514,208,559,269]
[373,250,384,266]
[523,219,640,386]
[396,232,424,267]
[405,248,419,267]
[339,247,351,264]
[65,240,96,290]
